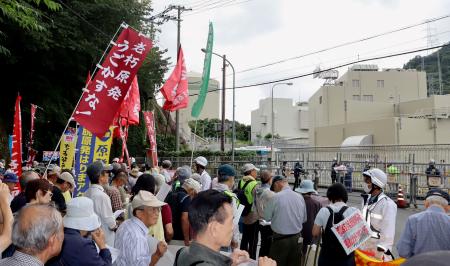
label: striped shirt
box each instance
[114,217,152,266]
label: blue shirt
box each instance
[114,217,152,266]
[264,186,307,235]
[396,205,450,258]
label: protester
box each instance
[110,170,128,207]
[254,170,275,257]
[154,174,174,242]
[296,179,321,257]
[128,165,141,188]
[160,160,172,183]
[2,173,18,203]
[194,156,211,191]
[25,179,53,205]
[103,172,123,213]
[115,190,167,266]
[331,158,338,184]
[51,172,75,213]
[401,250,450,266]
[239,163,259,259]
[0,204,64,265]
[396,189,450,258]
[281,161,288,177]
[47,197,112,266]
[10,170,39,213]
[312,183,359,266]
[360,168,397,261]
[212,164,240,250]
[84,161,117,247]
[130,174,165,241]
[174,190,276,266]
[264,175,306,266]
[0,183,13,253]
[171,166,191,191]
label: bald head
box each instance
[20,170,40,189]
[13,204,63,256]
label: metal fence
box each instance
[160,144,450,199]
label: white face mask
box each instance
[363,183,372,193]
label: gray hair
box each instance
[12,204,63,255]
[154,174,166,194]
[176,166,192,183]
[182,178,201,193]
[162,160,172,169]
[426,195,448,207]
[20,170,40,189]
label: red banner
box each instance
[26,104,37,167]
[143,111,158,167]
[161,47,189,111]
[73,25,152,137]
[119,76,140,125]
[11,95,23,179]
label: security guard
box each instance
[360,168,397,261]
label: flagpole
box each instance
[190,119,198,166]
[44,23,127,174]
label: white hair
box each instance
[182,178,201,193]
[426,196,448,207]
[12,204,63,255]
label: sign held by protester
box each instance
[73,24,152,137]
[60,128,77,170]
[331,211,371,255]
[43,151,60,162]
[143,111,158,167]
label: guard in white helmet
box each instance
[194,156,211,191]
[360,168,397,261]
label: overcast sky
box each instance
[152,0,450,125]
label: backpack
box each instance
[321,206,349,259]
[234,179,257,216]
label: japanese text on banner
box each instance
[60,128,77,170]
[143,111,157,167]
[73,26,152,137]
[74,126,113,196]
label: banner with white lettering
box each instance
[73,25,152,137]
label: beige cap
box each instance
[60,172,76,188]
[131,190,166,210]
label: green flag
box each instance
[191,22,214,118]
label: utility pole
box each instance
[437,50,443,95]
[221,55,226,152]
[154,5,191,151]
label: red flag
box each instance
[143,111,158,167]
[26,104,37,167]
[161,47,189,111]
[119,76,140,125]
[73,26,152,137]
[11,95,23,178]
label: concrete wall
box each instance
[251,98,309,142]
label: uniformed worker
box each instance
[212,164,241,250]
[360,168,397,261]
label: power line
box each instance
[235,14,450,74]
[156,43,448,100]
[184,0,254,17]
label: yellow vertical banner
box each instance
[92,126,114,164]
[60,128,77,169]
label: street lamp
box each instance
[201,48,236,162]
[271,82,293,164]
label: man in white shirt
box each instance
[84,161,117,247]
[194,156,211,191]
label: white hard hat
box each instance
[194,156,208,167]
[362,168,387,188]
[430,159,435,164]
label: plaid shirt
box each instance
[0,251,43,266]
[104,185,123,212]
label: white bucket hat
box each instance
[194,156,208,167]
[63,197,101,231]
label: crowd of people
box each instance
[0,156,448,266]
